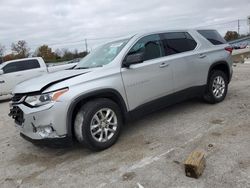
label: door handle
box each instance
[0,80,4,84]
[16,75,22,77]
[199,54,207,59]
[159,63,169,68]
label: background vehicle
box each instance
[0,57,77,96]
[9,29,233,151]
[232,45,241,50]
[240,43,248,49]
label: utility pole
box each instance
[248,16,250,34]
[237,19,240,35]
[85,39,88,53]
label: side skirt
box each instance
[126,85,206,121]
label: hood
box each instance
[13,69,90,94]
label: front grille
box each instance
[12,94,25,103]
[9,106,24,125]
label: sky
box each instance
[0,0,250,53]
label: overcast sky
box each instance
[0,0,250,53]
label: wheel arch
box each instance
[66,89,128,139]
[207,61,231,83]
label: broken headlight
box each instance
[25,88,68,107]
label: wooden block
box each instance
[184,150,206,179]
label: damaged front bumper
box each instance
[20,133,72,147]
[9,100,72,146]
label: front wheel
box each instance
[203,70,228,104]
[74,98,123,151]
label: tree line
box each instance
[224,31,250,42]
[0,40,88,63]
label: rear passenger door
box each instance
[160,32,208,92]
[121,34,174,110]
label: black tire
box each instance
[203,70,228,104]
[74,98,123,151]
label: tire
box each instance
[74,98,123,151]
[203,70,228,104]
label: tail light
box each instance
[225,46,233,54]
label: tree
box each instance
[36,45,56,62]
[11,40,30,58]
[62,48,74,61]
[3,54,15,62]
[73,49,79,59]
[0,44,5,57]
[55,48,63,58]
[224,31,239,41]
[0,44,5,63]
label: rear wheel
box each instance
[74,98,123,151]
[203,70,228,104]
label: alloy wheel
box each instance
[90,108,118,143]
[212,76,226,99]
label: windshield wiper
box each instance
[74,65,103,70]
[74,67,90,69]
[67,65,77,69]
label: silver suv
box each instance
[9,29,233,151]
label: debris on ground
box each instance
[184,150,206,179]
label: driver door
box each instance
[121,34,174,110]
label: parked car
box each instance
[240,43,248,49]
[9,29,233,151]
[0,57,77,96]
[232,45,240,50]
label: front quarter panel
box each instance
[69,76,125,105]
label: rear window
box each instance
[198,30,226,45]
[161,32,197,56]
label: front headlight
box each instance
[25,88,68,107]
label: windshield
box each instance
[75,38,129,69]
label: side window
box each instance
[128,34,164,61]
[2,62,23,74]
[197,30,226,45]
[161,32,197,56]
[185,33,197,50]
[23,60,40,70]
[2,60,40,74]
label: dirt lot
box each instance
[232,49,250,63]
[0,64,250,188]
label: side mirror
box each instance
[0,69,3,75]
[123,52,144,67]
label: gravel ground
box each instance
[0,64,250,188]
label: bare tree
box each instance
[0,44,5,63]
[11,40,30,58]
[55,48,63,57]
[0,44,5,56]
